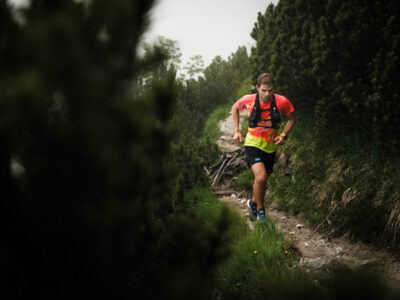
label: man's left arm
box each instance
[274,112,296,145]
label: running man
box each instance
[232,73,296,221]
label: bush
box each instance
[268,113,400,248]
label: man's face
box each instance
[257,84,274,102]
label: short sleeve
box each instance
[277,96,294,115]
[235,94,255,111]
[235,96,247,110]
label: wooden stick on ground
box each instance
[212,157,229,186]
[211,152,240,186]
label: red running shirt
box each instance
[235,93,294,153]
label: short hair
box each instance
[257,73,274,86]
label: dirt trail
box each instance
[216,110,247,152]
[213,111,400,287]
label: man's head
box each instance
[256,73,274,103]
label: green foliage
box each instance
[153,187,238,299]
[268,113,400,248]
[216,219,304,299]
[165,46,252,200]
[212,191,399,300]
[156,40,253,234]
[319,264,400,300]
[5,0,399,298]
[202,104,231,143]
[240,115,249,138]
[236,76,254,100]
[184,46,251,116]
[166,132,221,214]
[0,1,236,298]
[250,0,400,148]
[1,0,172,296]
[249,0,400,248]
[183,54,205,80]
[232,168,254,192]
[139,36,182,85]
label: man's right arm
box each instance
[232,103,243,143]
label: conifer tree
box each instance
[0,1,233,298]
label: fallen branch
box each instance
[211,157,229,186]
[203,166,210,176]
[212,153,238,186]
[208,147,247,186]
[209,153,227,171]
[237,190,245,198]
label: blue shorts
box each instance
[245,146,276,173]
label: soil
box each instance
[212,111,400,289]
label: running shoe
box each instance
[247,199,257,218]
[257,209,266,222]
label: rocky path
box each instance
[212,111,400,288]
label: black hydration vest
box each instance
[248,94,281,129]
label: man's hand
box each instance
[274,135,285,145]
[233,131,243,143]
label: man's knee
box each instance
[254,172,267,184]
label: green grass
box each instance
[231,168,253,192]
[202,104,232,142]
[183,187,312,298]
[266,113,400,248]
[183,186,248,247]
[182,187,400,299]
[215,219,304,299]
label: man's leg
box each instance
[251,162,270,210]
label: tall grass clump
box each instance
[268,113,400,249]
[215,218,310,299]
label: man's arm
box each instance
[232,103,243,143]
[274,112,296,145]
